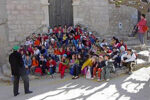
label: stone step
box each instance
[129,46,150,51]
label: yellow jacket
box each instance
[81,58,93,70]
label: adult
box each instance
[137,14,148,46]
[9,46,32,96]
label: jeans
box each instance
[101,66,111,80]
[138,33,144,44]
[73,64,80,76]
[30,67,36,75]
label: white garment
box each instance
[100,42,108,47]
[34,49,40,55]
[86,66,91,79]
[121,53,136,62]
[25,40,32,46]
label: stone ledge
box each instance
[1,63,149,83]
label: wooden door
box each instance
[49,0,73,27]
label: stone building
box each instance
[0,0,149,74]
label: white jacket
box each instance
[121,53,136,62]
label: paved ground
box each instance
[0,67,150,100]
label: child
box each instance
[58,54,69,78]
[92,56,105,81]
[57,31,63,45]
[103,55,111,81]
[34,38,41,47]
[72,54,80,79]
[121,49,136,75]
[39,55,47,75]
[62,33,68,46]
[24,55,32,75]
[111,47,120,68]
[34,46,40,57]
[48,45,54,57]
[100,39,108,48]
[31,56,39,75]
[118,40,127,51]
[69,54,76,77]
[66,47,71,59]
[40,45,47,57]
[77,41,84,52]
[46,58,57,76]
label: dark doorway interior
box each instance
[48,0,73,28]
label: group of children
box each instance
[18,25,137,81]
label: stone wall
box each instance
[73,0,109,35]
[6,0,44,42]
[0,0,50,75]
[0,0,8,66]
[73,0,138,37]
[108,5,138,37]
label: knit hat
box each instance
[13,45,20,51]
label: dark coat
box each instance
[9,51,26,76]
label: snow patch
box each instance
[138,50,149,57]
[137,59,146,64]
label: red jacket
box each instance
[75,28,83,34]
[137,18,147,33]
[74,35,80,40]
[53,29,59,34]
[60,50,66,55]
[46,60,56,68]
[27,47,34,55]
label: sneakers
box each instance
[75,76,79,79]
[106,79,110,82]
[72,76,79,79]
[91,76,96,80]
[72,76,75,79]
[97,79,101,82]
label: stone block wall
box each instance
[0,0,8,66]
[6,0,44,42]
[73,0,138,37]
[73,0,109,35]
[108,5,138,37]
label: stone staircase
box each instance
[1,26,150,83]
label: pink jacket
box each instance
[137,18,147,33]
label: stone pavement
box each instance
[0,67,150,100]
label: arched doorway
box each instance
[48,0,73,27]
